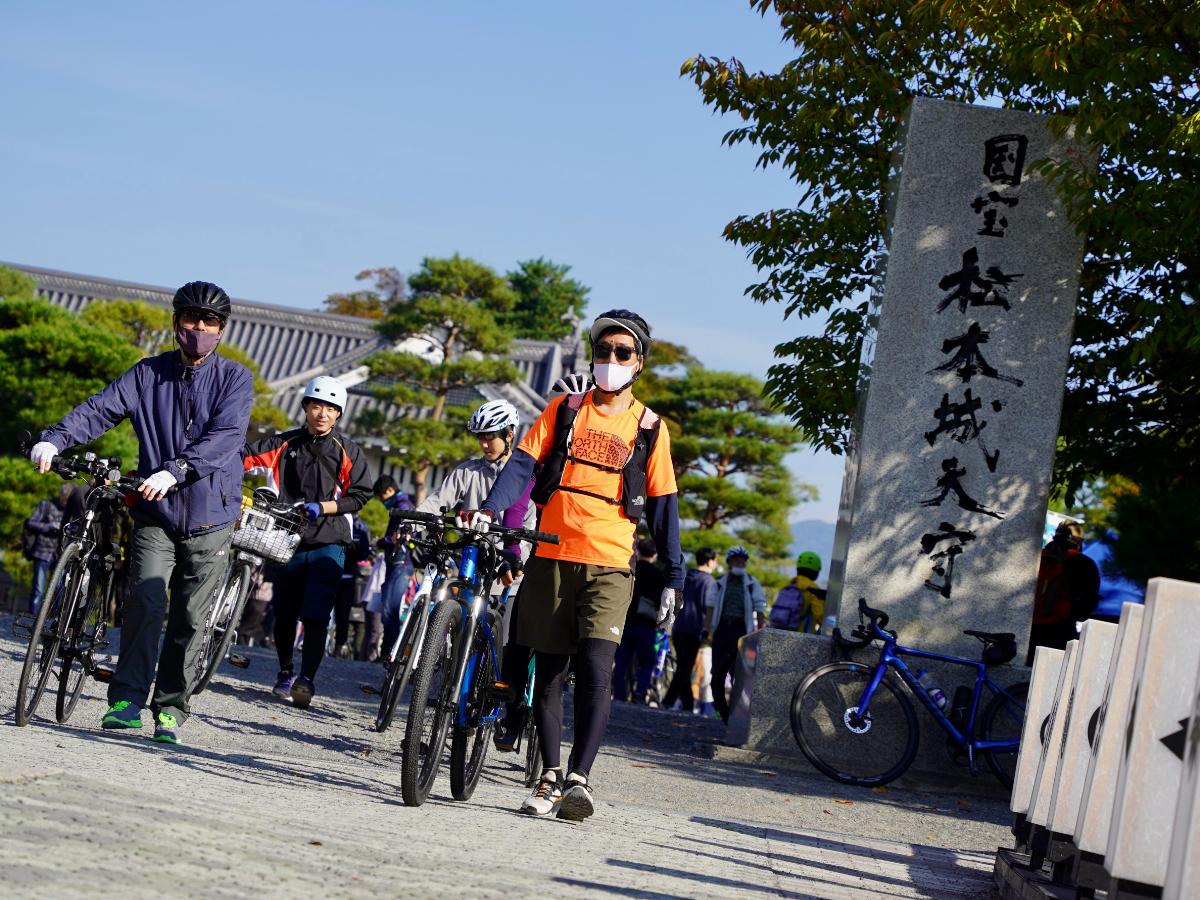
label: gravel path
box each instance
[0,616,1005,898]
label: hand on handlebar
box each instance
[455,509,493,533]
[30,442,57,474]
[139,469,178,502]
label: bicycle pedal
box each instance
[490,682,517,703]
[227,653,250,669]
[93,665,116,683]
[12,614,35,639]
[360,683,380,695]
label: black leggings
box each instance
[533,638,618,778]
[275,612,327,682]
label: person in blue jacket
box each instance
[30,282,253,745]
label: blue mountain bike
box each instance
[391,509,559,806]
[791,598,1027,788]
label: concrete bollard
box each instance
[1071,602,1146,890]
[1164,648,1200,899]
[1028,639,1079,832]
[1106,578,1200,896]
[1010,646,1066,848]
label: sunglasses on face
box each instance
[592,342,637,362]
[476,430,507,442]
[178,310,224,328]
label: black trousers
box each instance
[499,587,532,730]
[664,632,701,711]
[711,619,747,723]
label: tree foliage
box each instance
[217,343,291,433]
[358,255,520,502]
[645,364,813,591]
[80,298,172,356]
[323,267,406,319]
[683,0,1200,500]
[499,258,590,341]
[1103,477,1200,586]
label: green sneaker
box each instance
[101,701,143,729]
[152,711,181,745]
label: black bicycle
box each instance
[374,527,456,733]
[13,430,176,726]
[391,509,558,806]
[193,486,307,694]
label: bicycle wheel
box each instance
[375,592,429,733]
[649,650,676,706]
[57,562,108,724]
[791,662,920,787]
[194,562,254,695]
[979,681,1028,790]
[400,599,460,807]
[16,543,83,726]
[449,611,500,802]
[522,712,541,788]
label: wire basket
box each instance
[230,503,308,564]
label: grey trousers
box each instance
[108,516,233,723]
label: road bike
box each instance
[374,530,457,733]
[193,486,307,694]
[790,597,1027,788]
[391,508,558,806]
[13,431,176,726]
[646,631,676,706]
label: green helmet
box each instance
[797,551,822,571]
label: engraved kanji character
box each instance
[983,134,1028,186]
[928,322,1024,387]
[937,248,1023,313]
[920,457,1004,520]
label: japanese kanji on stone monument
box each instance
[827,98,1093,660]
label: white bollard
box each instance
[1073,603,1145,856]
[1046,618,1118,836]
[1164,649,1200,899]
[1028,639,1079,828]
[1011,646,1066,819]
[1106,578,1200,891]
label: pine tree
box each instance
[357,255,520,502]
[500,258,589,341]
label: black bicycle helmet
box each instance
[589,309,652,356]
[172,281,232,322]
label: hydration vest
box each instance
[530,390,662,524]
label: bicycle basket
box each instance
[230,504,308,564]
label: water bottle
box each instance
[916,669,947,710]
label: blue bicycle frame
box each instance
[850,617,1024,772]
[451,545,510,730]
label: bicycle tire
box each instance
[790,661,920,787]
[522,712,541,788]
[979,681,1028,790]
[649,650,676,706]
[449,618,497,802]
[16,543,83,726]
[400,599,460,807]
[56,562,109,723]
[194,562,254,695]
[375,592,430,733]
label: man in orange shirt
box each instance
[464,309,683,822]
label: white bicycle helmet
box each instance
[468,399,520,434]
[302,375,348,412]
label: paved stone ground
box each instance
[0,615,1006,898]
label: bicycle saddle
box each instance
[963,629,1016,642]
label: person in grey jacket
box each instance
[24,483,73,614]
[703,546,768,722]
[30,281,253,744]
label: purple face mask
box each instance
[176,326,222,358]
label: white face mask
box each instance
[593,362,634,393]
[729,567,747,577]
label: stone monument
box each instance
[827,97,1092,659]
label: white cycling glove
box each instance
[550,373,592,395]
[455,510,493,533]
[30,441,58,473]
[140,469,178,501]
[656,588,679,631]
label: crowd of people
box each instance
[17,275,1106,821]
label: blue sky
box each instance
[0,1,844,522]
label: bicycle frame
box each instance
[387,557,452,669]
[450,545,507,729]
[850,620,1024,772]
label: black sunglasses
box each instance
[475,430,507,442]
[178,310,225,327]
[592,341,637,362]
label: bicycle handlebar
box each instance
[857,597,889,629]
[17,429,179,496]
[388,508,560,546]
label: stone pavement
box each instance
[0,616,1006,898]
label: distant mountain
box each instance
[789,519,837,582]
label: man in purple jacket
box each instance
[30,282,253,745]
